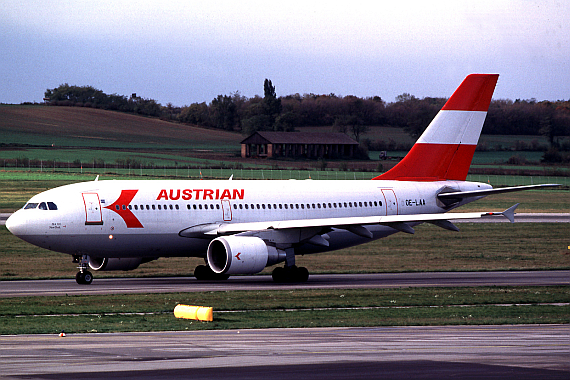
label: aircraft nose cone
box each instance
[5,211,25,236]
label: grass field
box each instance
[2,220,568,281]
[1,287,568,334]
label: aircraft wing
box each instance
[179,204,519,238]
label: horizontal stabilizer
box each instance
[438,184,560,200]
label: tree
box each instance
[333,115,368,141]
[263,79,282,127]
[210,95,237,131]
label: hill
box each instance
[0,105,242,150]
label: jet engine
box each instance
[88,257,144,271]
[207,236,286,275]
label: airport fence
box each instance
[1,161,569,186]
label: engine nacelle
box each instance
[88,257,143,271]
[207,236,286,275]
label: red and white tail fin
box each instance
[373,74,499,181]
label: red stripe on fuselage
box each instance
[104,190,144,228]
[373,143,476,181]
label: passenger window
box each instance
[245,204,249,209]
[152,205,156,210]
[301,204,304,209]
[262,204,266,209]
[128,205,133,210]
[284,204,288,209]
[146,205,150,210]
[279,204,282,209]
[187,204,191,210]
[239,204,243,209]
[359,202,363,207]
[193,205,197,210]
[134,205,138,210]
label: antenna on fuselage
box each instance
[229,175,233,181]
[95,175,99,181]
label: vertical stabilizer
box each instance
[374,74,499,181]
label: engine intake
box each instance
[207,236,286,275]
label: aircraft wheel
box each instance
[296,267,309,283]
[272,267,286,282]
[272,266,309,283]
[75,271,93,285]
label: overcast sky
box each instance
[1,1,568,106]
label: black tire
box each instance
[194,265,210,280]
[272,267,286,282]
[75,271,93,285]
[296,267,309,283]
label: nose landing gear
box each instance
[73,254,93,285]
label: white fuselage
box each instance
[6,179,490,259]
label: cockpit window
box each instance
[25,202,58,210]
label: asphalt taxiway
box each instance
[1,325,568,379]
[1,270,568,297]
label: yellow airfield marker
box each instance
[174,304,213,322]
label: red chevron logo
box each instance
[105,190,144,228]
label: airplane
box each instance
[6,74,559,285]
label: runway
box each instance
[1,270,568,298]
[1,325,568,379]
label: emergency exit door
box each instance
[381,189,398,215]
[83,193,103,225]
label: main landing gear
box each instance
[271,265,309,283]
[271,247,309,283]
[73,254,93,285]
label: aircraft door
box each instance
[221,200,232,221]
[82,193,103,225]
[381,189,398,215]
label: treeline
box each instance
[44,84,162,117]
[44,81,570,145]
